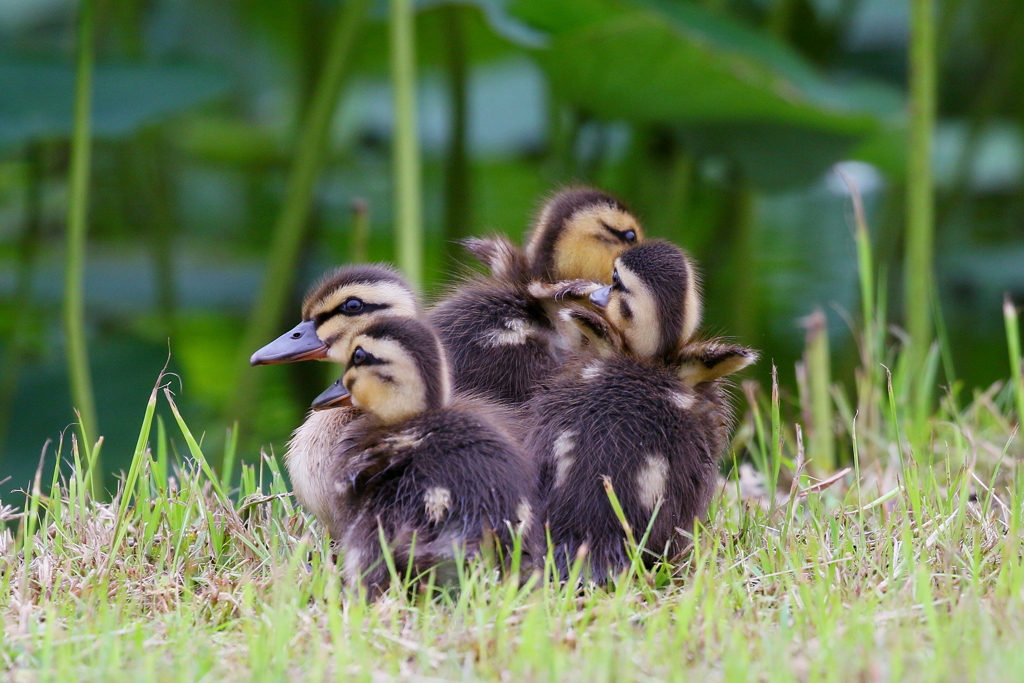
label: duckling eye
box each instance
[352,347,368,366]
[612,270,621,287]
[624,230,636,244]
[343,298,364,314]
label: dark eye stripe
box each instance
[313,301,390,327]
[600,221,635,243]
[612,271,628,293]
[356,353,388,367]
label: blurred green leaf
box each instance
[509,0,621,34]
[682,124,860,190]
[0,62,230,149]
[514,0,900,134]
[171,116,287,167]
[851,124,909,181]
[351,2,530,75]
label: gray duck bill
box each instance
[589,285,612,309]
[312,378,353,410]
[250,320,328,366]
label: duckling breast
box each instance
[285,406,361,537]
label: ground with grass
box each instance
[2,346,1024,683]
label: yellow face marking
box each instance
[343,336,428,425]
[550,206,643,282]
[305,281,419,362]
[637,454,669,512]
[526,204,643,283]
[606,263,661,358]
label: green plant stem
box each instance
[230,0,370,422]
[1005,295,1024,427]
[390,0,424,290]
[65,0,100,496]
[803,309,835,473]
[442,4,470,267]
[904,0,937,368]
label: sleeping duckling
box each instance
[430,187,643,407]
[525,240,757,582]
[311,316,537,595]
[249,264,419,536]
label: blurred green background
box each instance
[1,0,1022,495]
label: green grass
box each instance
[3,331,1024,681]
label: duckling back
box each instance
[527,355,730,581]
[430,280,563,406]
[332,404,537,593]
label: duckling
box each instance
[310,317,537,595]
[249,264,419,535]
[429,187,644,407]
[525,240,758,582]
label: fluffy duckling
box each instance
[525,240,757,582]
[312,317,537,595]
[430,188,643,407]
[249,264,419,535]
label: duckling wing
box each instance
[429,284,564,407]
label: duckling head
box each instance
[312,317,451,426]
[525,188,643,284]
[250,264,417,366]
[588,240,702,360]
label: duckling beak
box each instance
[589,285,612,309]
[250,320,328,366]
[311,378,353,410]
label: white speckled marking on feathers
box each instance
[481,318,533,347]
[424,487,452,523]
[637,454,669,511]
[669,391,695,410]
[553,430,577,488]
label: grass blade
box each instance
[163,387,228,503]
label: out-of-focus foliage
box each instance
[0,0,1022,495]
[0,63,230,147]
